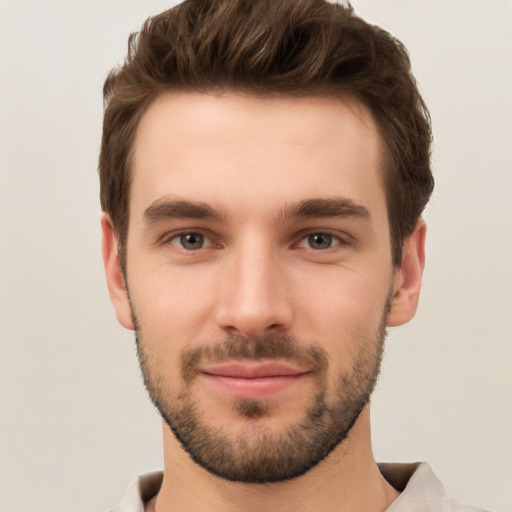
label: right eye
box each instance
[295,232,345,250]
[168,232,212,251]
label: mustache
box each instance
[181,334,328,382]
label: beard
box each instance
[133,307,387,484]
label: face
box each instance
[103,92,424,483]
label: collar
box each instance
[111,462,487,512]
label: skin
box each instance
[102,92,426,512]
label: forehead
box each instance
[130,92,387,221]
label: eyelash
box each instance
[165,232,216,251]
[295,232,346,250]
[163,230,349,252]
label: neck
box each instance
[153,407,399,512]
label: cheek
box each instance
[129,264,220,345]
[292,265,389,323]
[289,267,390,359]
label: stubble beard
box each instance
[133,310,387,484]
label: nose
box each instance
[214,241,293,338]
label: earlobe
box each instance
[101,215,135,330]
[387,219,426,327]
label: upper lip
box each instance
[200,361,309,379]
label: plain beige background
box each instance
[1,1,511,511]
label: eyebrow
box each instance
[143,198,226,225]
[143,196,370,226]
[279,197,370,222]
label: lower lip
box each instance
[200,373,307,399]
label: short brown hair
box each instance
[99,0,433,267]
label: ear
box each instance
[101,215,134,330]
[387,219,426,327]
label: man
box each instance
[99,1,488,510]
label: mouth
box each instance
[198,361,311,399]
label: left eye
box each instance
[169,232,212,251]
[297,233,340,250]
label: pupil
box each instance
[181,233,203,249]
[309,233,331,249]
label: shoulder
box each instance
[380,462,493,512]
[108,471,163,512]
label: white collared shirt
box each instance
[109,462,492,512]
